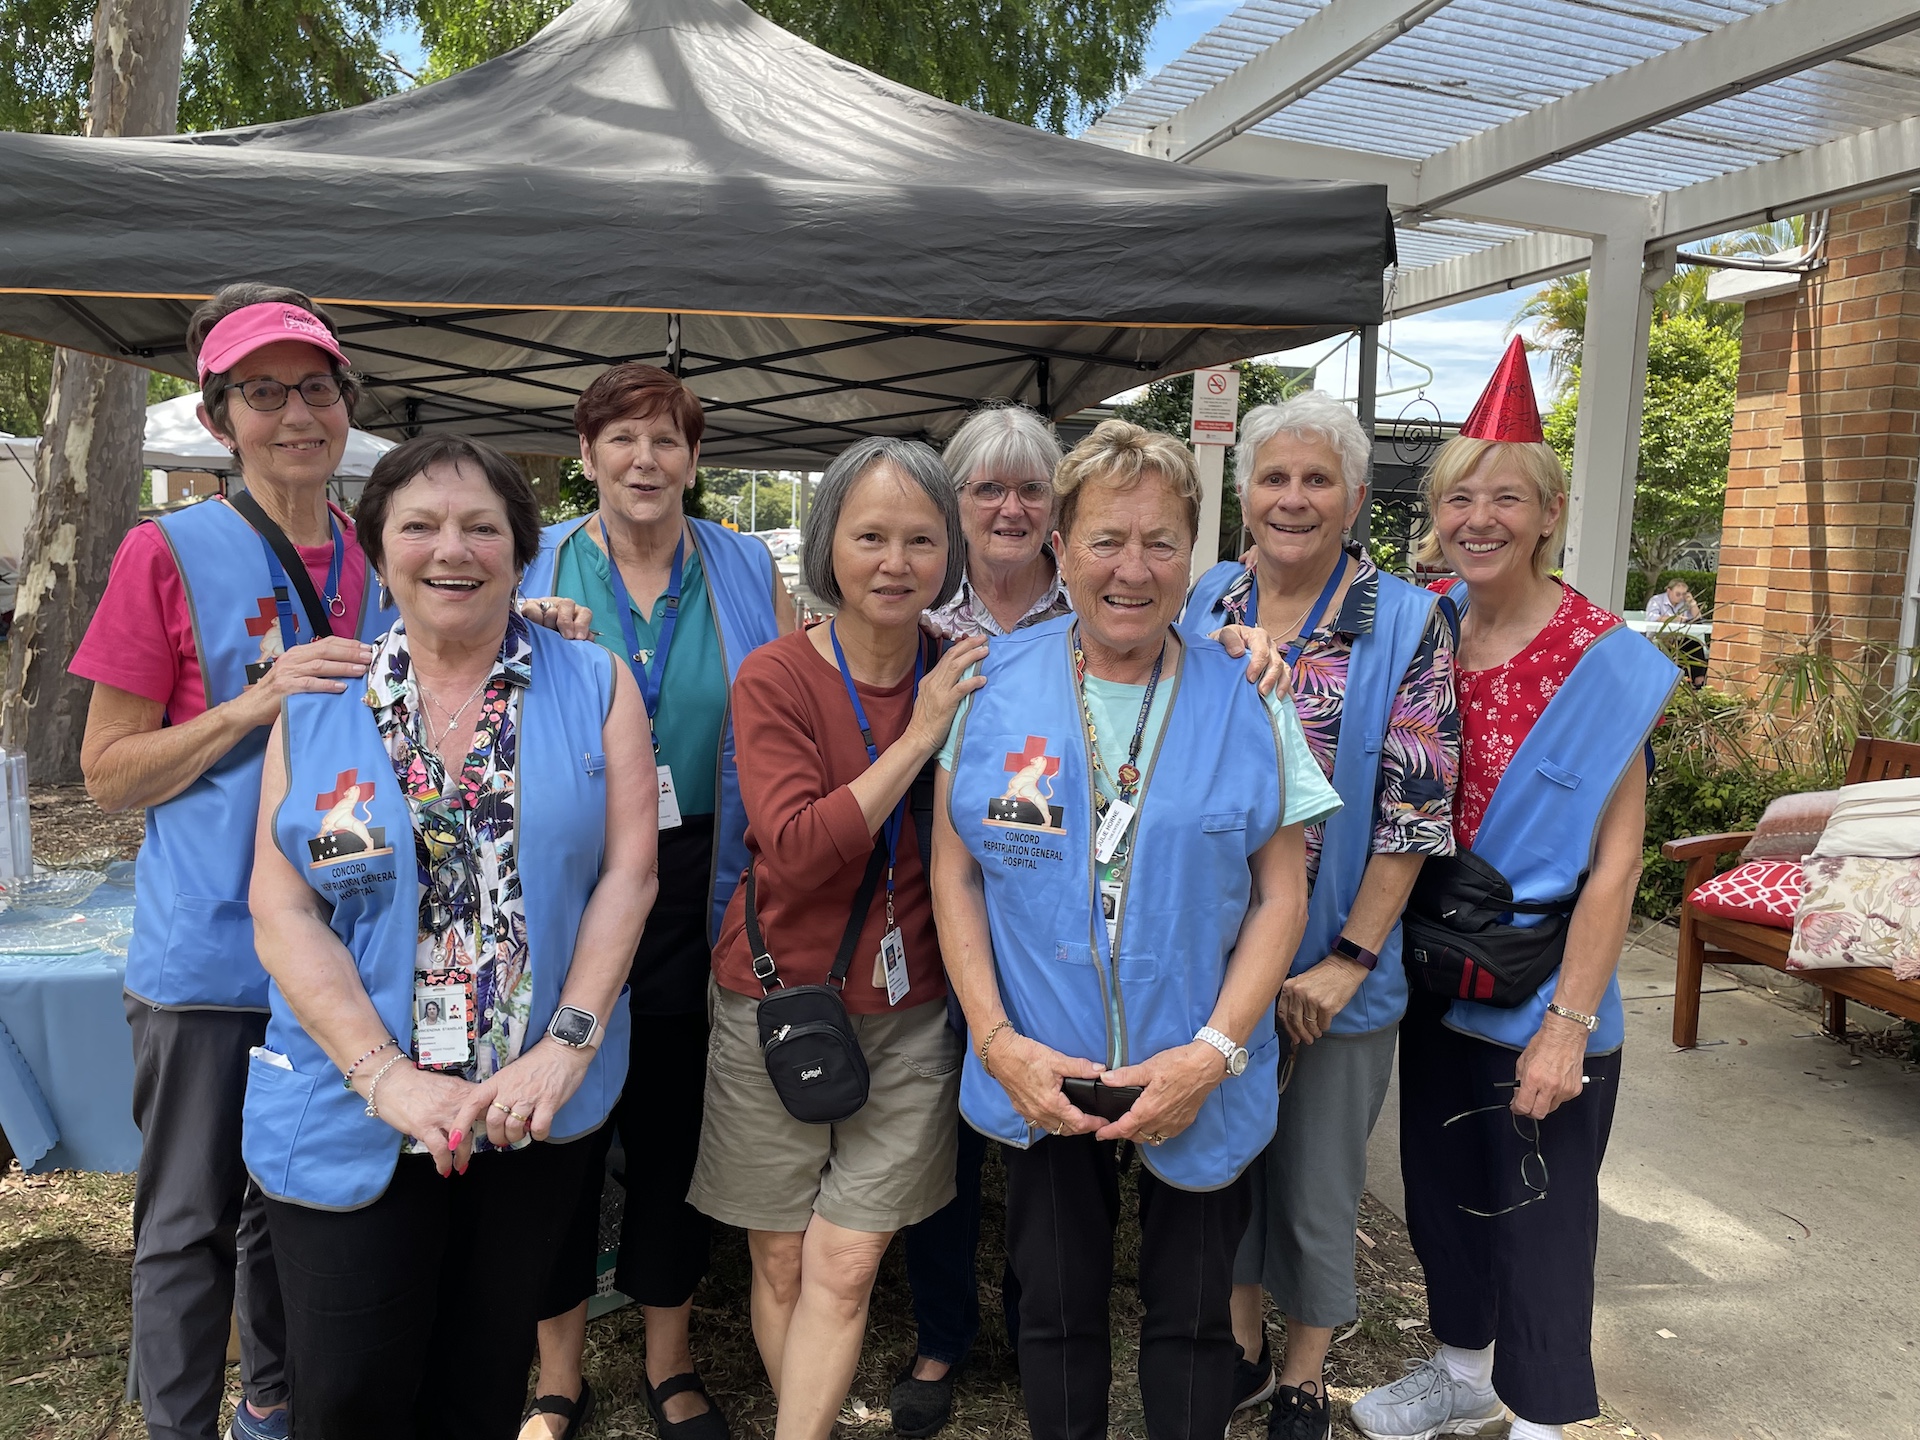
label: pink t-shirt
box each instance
[70,500,369,724]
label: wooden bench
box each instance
[1663,736,1920,1048]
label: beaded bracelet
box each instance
[341,1037,399,1091]
[363,1054,410,1119]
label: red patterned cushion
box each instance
[1688,860,1805,929]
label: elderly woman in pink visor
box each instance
[72,284,398,1440]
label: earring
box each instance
[376,574,392,611]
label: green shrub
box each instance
[1626,568,1716,613]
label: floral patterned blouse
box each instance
[923,546,1073,640]
[1217,551,1459,882]
[1432,580,1617,848]
[366,613,533,1152]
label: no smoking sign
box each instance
[1189,366,1239,446]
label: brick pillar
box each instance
[1707,192,1920,691]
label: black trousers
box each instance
[265,1142,591,1440]
[126,998,289,1440]
[1399,995,1623,1426]
[1002,1134,1251,1440]
[542,1009,713,1315]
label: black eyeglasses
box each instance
[964,479,1052,507]
[234,375,345,413]
[1443,1086,1548,1219]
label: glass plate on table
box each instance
[0,905,137,957]
[0,870,107,910]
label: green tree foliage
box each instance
[697,468,798,532]
[1112,361,1311,563]
[415,0,1165,132]
[178,0,407,130]
[1543,313,1740,592]
[0,0,91,132]
[1517,264,1744,393]
[0,335,52,435]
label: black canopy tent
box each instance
[0,0,1393,467]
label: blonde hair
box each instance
[1414,436,1569,580]
[1054,419,1201,543]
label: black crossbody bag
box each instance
[1401,850,1586,1008]
[744,845,886,1125]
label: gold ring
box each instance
[1145,1133,1166,1146]
[489,1101,510,1113]
[509,1106,533,1120]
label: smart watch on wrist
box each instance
[1195,1026,1249,1077]
[1331,935,1379,971]
[546,1005,602,1050]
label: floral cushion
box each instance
[1687,860,1805,930]
[1788,855,1920,977]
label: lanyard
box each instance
[829,621,924,917]
[254,518,344,651]
[1262,553,1347,668]
[599,520,683,751]
[1071,623,1165,880]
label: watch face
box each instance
[1229,1048,1249,1076]
[550,1006,596,1047]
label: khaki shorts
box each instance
[688,982,961,1234]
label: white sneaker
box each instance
[1348,1356,1506,1440]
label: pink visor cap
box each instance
[197,302,351,384]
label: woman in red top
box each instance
[1352,348,1670,1440]
[687,437,986,1440]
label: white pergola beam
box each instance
[1138,0,1457,164]
[1410,0,1920,215]
[1200,134,1654,238]
[1387,231,1592,316]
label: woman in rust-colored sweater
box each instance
[688,437,987,1440]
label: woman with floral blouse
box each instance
[245,433,656,1439]
[1183,391,1459,1440]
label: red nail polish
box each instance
[449,1129,463,1148]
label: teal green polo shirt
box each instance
[553,526,728,816]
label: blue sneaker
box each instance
[228,1403,290,1440]
[1348,1357,1504,1440]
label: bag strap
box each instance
[229,490,335,639]
[744,841,889,996]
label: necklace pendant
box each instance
[1116,763,1140,789]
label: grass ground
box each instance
[0,1152,1650,1440]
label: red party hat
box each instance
[1459,336,1544,443]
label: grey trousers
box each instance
[1233,1023,1398,1329]
[126,996,289,1440]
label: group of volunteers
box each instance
[74,286,1677,1440]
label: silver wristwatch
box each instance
[1195,1026,1249,1077]
[546,1004,602,1050]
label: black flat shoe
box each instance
[889,1360,958,1439]
[1231,1333,1275,1413]
[644,1371,730,1440]
[522,1377,595,1440]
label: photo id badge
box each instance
[1094,799,1136,865]
[879,926,910,1007]
[656,763,684,830]
[413,968,474,1070]
[1100,880,1125,947]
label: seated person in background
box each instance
[1644,578,1701,623]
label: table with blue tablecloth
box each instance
[0,868,142,1173]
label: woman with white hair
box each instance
[1182,390,1460,1440]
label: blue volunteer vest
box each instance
[1183,562,1441,1034]
[949,617,1284,1191]
[242,623,629,1210]
[1442,583,1678,1055]
[126,500,396,1011]
[524,515,779,944]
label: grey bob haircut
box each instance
[802,437,967,611]
[942,402,1064,490]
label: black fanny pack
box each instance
[1401,850,1584,1009]
[744,845,884,1125]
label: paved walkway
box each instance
[1366,926,1920,1440]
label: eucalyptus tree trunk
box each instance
[1,0,191,780]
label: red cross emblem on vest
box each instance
[1004,736,1060,777]
[315,769,374,811]
[245,597,280,638]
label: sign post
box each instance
[1189,366,1240,585]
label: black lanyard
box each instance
[1071,624,1165,805]
[229,491,344,646]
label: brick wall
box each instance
[1708,192,1920,691]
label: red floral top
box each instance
[1430,581,1619,848]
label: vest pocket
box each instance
[1536,760,1581,790]
[161,896,258,1005]
[1051,940,1096,967]
[1201,812,1248,833]
[241,1049,317,1199]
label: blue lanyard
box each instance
[599,520,683,752]
[1274,553,1347,667]
[255,518,344,650]
[829,620,924,901]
